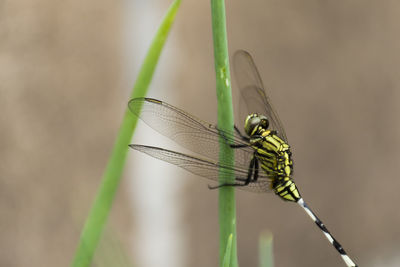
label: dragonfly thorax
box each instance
[244,114,269,137]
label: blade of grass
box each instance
[210,1,238,267]
[71,1,181,266]
[259,232,274,267]
[222,234,234,267]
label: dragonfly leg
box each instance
[216,125,253,147]
[208,156,257,189]
[252,157,259,182]
[230,143,251,148]
[231,136,263,149]
[243,156,256,185]
[216,126,242,146]
[234,125,250,141]
[208,183,247,189]
[234,126,263,142]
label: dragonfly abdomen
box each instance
[273,177,301,202]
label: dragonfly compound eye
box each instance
[258,115,269,130]
[243,114,263,136]
[244,114,270,136]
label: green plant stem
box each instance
[259,232,274,267]
[71,1,181,266]
[210,0,238,267]
[222,234,234,267]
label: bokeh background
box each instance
[2,0,400,266]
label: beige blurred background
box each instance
[1,0,400,267]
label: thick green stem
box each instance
[71,1,181,266]
[210,0,238,266]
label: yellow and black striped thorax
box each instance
[251,130,301,202]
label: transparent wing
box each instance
[130,144,272,193]
[128,97,254,169]
[233,50,288,141]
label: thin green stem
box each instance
[210,1,238,267]
[259,232,274,267]
[71,1,181,266]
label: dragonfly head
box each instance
[244,114,269,136]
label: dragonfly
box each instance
[128,50,357,267]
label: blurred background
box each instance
[1,0,400,266]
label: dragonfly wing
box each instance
[130,144,272,193]
[233,50,288,142]
[128,98,253,169]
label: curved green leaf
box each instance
[71,1,181,266]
